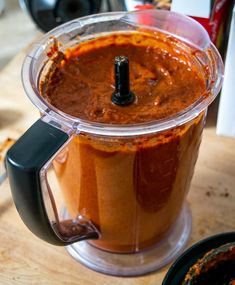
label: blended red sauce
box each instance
[41,32,207,124]
[41,31,208,253]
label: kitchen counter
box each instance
[0,49,234,285]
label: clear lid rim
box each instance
[22,11,224,136]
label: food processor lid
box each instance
[22,10,224,136]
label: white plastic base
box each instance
[66,204,192,276]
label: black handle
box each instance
[6,119,99,245]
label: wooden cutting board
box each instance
[0,48,234,285]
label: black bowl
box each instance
[162,232,235,285]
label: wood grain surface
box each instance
[0,49,234,285]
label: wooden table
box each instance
[0,49,234,285]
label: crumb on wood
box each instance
[220,192,229,197]
[199,228,205,235]
[0,138,16,162]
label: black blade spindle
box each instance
[112,56,135,106]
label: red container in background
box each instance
[134,0,234,51]
[190,0,233,50]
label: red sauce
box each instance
[41,31,208,253]
[41,31,207,124]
